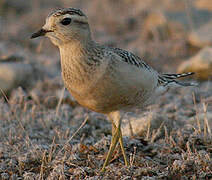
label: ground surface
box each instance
[0,0,212,179]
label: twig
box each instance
[192,92,201,133]
[56,86,65,117]
[184,0,195,31]
[58,115,89,154]
[0,87,9,103]
[203,102,211,140]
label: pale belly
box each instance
[62,56,158,114]
[64,68,157,114]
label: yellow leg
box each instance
[118,129,129,166]
[101,112,129,172]
[101,121,120,172]
[111,121,129,166]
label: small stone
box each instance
[188,21,212,48]
[0,56,33,95]
[177,46,212,80]
[143,11,170,41]
[122,110,173,137]
[194,0,212,11]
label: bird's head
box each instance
[31,8,91,46]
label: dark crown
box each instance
[48,7,86,18]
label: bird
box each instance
[31,7,195,172]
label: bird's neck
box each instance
[59,39,100,90]
[59,38,96,66]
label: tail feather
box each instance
[158,72,197,87]
[172,80,198,87]
[161,72,194,80]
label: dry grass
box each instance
[0,82,211,179]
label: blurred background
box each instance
[0,0,212,179]
[0,0,212,91]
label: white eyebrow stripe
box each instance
[63,14,88,24]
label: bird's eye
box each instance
[60,18,72,25]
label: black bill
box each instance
[31,28,53,39]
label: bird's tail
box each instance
[158,72,197,87]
